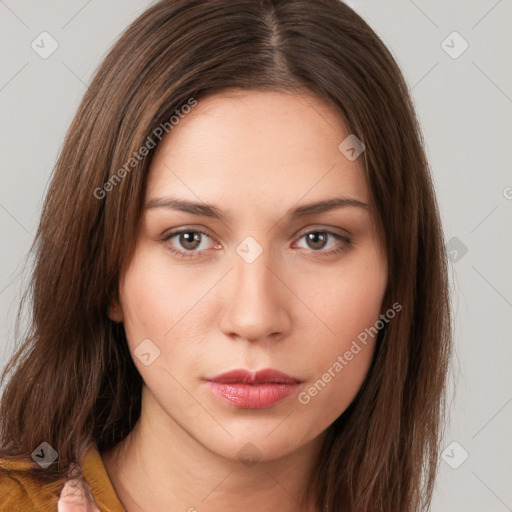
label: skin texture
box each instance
[101,90,388,511]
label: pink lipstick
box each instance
[205,369,301,409]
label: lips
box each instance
[205,368,302,409]
[206,368,301,385]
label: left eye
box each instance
[295,231,347,251]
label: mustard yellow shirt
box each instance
[0,443,125,511]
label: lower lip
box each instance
[206,381,301,409]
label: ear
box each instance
[107,296,124,323]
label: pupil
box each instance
[308,232,326,249]
[182,232,200,249]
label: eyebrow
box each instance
[144,195,368,221]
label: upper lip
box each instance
[205,368,301,385]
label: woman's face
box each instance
[109,89,387,462]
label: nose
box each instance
[219,247,292,343]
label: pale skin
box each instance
[97,89,388,512]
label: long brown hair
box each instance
[0,1,451,510]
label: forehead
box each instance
[146,89,368,210]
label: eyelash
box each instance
[161,228,352,259]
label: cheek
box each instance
[295,296,382,433]
[118,278,168,346]
[294,246,387,420]
[296,348,374,434]
[117,250,180,348]
[118,248,216,365]
[296,243,387,346]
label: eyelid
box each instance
[162,225,217,241]
[166,227,219,243]
[163,224,350,242]
[291,229,351,252]
[293,224,351,239]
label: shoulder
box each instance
[0,457,65,511]
[0,444,125,512]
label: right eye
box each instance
[162,228,221,258]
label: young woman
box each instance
[0,1,451,511]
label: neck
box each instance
[101,386,325,512]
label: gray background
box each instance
[1,1,511,510]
